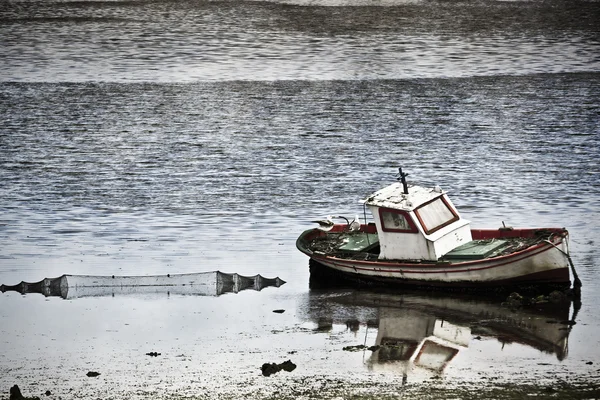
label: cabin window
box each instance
[379,208,418,233]
[414,196,459,234]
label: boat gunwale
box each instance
[296,225,568,270]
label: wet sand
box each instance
[3,280,599,400]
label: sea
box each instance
[1,0,599,398]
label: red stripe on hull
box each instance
[310,242,561,275]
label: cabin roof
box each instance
[362,183,445,211]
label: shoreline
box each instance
[6,373,600,400]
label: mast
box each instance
[398,167,409,194]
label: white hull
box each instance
[299,227,572,287]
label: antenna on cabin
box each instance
[397,167,409,194]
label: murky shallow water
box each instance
[1,0,600,398]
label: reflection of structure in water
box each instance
[369,308,469,374]
[1,271,286,299]
[303,289,573,378]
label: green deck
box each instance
[443,239,509,260]
[338,233,380,253]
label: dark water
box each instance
[1,0,599,397]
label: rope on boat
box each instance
[363,203,371,246]
[543,235,582,292]
[543,235,582,316]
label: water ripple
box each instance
[1,0,598,82]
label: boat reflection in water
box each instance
[303,287,574,378]
[0,271,286,299]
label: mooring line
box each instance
[543,237,582,291]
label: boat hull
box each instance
[298,226,571,290]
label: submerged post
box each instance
[398,167,409,194]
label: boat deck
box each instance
[306,228,559,263]
[309,232,379,255]
[443,239,511,261]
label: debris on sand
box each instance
[503,290,571,309]
[146,352,161,357]
[261,360,296,377]
[273,309,285,314]
[343,345,367,352]
[343,344,380,352]
[9,385,40,400]
[86,371,101,377]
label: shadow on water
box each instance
[303,279,577,379]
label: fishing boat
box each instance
[297,169,578,291]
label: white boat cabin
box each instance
[363,183,472,261]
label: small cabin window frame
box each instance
[378,208,419,233]
[413,195,459,235]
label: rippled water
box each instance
[1,76,598,280]
[1,0,599,82]
[1,0,599,397]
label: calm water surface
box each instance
[1,0,599,398]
